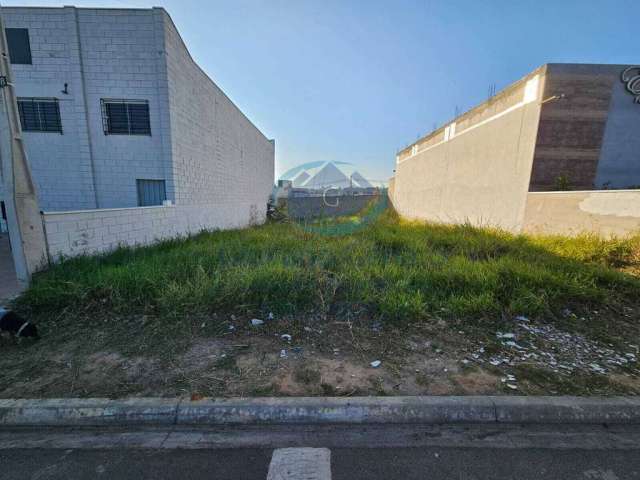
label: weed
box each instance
[14,209,640,342]
[294,366,322,385]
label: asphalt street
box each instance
[2,446,640,480]
[1,424,639,479]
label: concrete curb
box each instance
[0,396,639,427]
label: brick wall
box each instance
[528,63,640,192]
[42,203,260,259]
[77,8,171,208]
[2,7,97,210]
[3,5,274,256]
[162,11,274,219]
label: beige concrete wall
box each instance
[523,190,640,237]
[392,69,544,232]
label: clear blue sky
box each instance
[3,0,637,182]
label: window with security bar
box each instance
[17,98,62,133]
[101,99,151,135]
[136,179,167,207]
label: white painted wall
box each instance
[1,6,274,223]
[2,7,275,260]
[42,202,260,259]
[162,11,274,221]
[76,8,172,209]
[1,7,97,211]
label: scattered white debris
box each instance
[268,312,274,321]
[280,349,288,359]
[506,384,518,390]
[304,327,313,333]
[250,319,264,326]
[465,317,640,380]
[370,360,382,368]
[515,315,529,322]
[228,324,235,331]
[461,359,470,365]
[434,453,440,459]
[281,334,292,342]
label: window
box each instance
[101,99,151,135]
[5,28,31,64]
[137,179,166,207]
[17,98,62,133]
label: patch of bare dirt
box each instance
[1,314,639,398]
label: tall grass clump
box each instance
[16,210,640,328]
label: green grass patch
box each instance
[15,210,640,336]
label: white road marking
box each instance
[267,447,331,480]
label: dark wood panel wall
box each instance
[529,64,620,191]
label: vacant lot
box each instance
[2,209,640,398]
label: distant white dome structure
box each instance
[281,161,374,191]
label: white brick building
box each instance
[0,5,274,219]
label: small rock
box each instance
[251,319,264,326]
[370,360,382,368]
